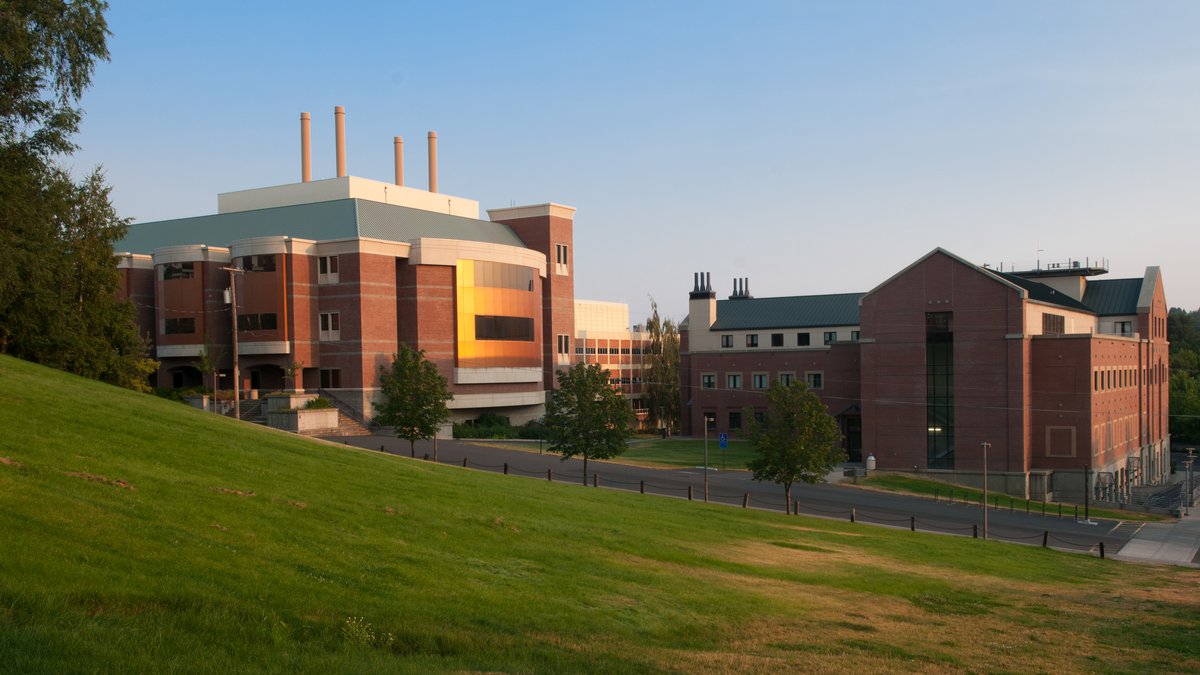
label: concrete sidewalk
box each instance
[1113,513,1200,567]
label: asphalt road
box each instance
[326,435,1136,556]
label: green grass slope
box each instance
[1,354,1197,673]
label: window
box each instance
[163,317,195,334]
[632,347,642,355]
[586,346,597,354]
[161,262,194,280]
[598,347,609,355]
[703,412,717,431]
[806,372,823,389]
[727,373,742,389]
[778,372,795,387]
[926,312,954,469]
[472,260,535,291]
[476,315,535,341]
[1042,313,1065,335]
[319,368,341,388]
[851,330,861,341]
[823,331,837,345]
[554,244,570,275]
[242,254,276,272]
[771,333,784,347]
[728,411,742,431]
[752,373,768,389]
[237,313,277,331]
[701,373,716,389]
[575,346,584,355]
[557,334,570,354]
[318,255,339,283]
[319,312,340,341]
[1115,321,1132,336]
[797,332,810,346]
[620,347,631,355]
[746,334,759,348]
[721,335,733,348]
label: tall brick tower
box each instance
[486,203,576,391]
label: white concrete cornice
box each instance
[151,245,232,266]
[116,253,154,270]
[486,203,576,222]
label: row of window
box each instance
[721,330,857,349]
[608,377,643,385]
[700,371,823,390]
[575,346,643,355]
[161,255,341,283]
[700,410,764,431]
[1093,366,1142,392]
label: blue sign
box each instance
[719,433,728,449]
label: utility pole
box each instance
[980,441,991,540]
[221,265,244,420]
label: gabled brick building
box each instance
[682,248,1170,501]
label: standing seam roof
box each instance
[116,198,525,253]
[708,293,864,330]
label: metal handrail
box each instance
[317,388,378,430]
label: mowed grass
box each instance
[1,355,1198,673]
[860,473,1169,522]
[466,437,758,470]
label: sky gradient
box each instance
[74,1,1200,323]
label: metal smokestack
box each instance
[427,131,438,193]
[300,112,311,182]
[394,136,403,186]
[335,106,346,177]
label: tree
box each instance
[747,381,845,514]
[0,2,156,390]
[643,297,680,434]
[285,360,304,392]
[374,344,453,458]
[545,363,635,484]
[193,342,226,403]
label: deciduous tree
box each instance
[747,381,845,513]
[545,363,634,484]
[0,2,157,390]
[374,345,453,458]
[643,297,680,434]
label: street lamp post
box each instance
[221,266,244,420]
[1185,449,1195,516]
[703,416,710,502]
[980,441,991,540]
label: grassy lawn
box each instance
[2,354,1198,672]
[466,437,758,470]
[859,473,1170,522]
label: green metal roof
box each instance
[995,272,1094,313]
[708,293,864,330]
[116,199,525,253]
[1082,278,1143,316]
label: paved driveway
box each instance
[325,435,1175,562]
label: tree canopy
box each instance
[545,363,634,483]
[747,380,844,513]
[0,1,157,390]
[1169,307,1200,443]
[643,298,680,434]
[374,344,453,456]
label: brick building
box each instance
[681,248,1170,501]
[116,108,643,428]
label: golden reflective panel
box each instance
[456,259,540,368]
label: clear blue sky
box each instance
[74,0,1200,322]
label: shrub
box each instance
[452,413,516,439]
[517,418,551,440]
[304,397,333,410]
